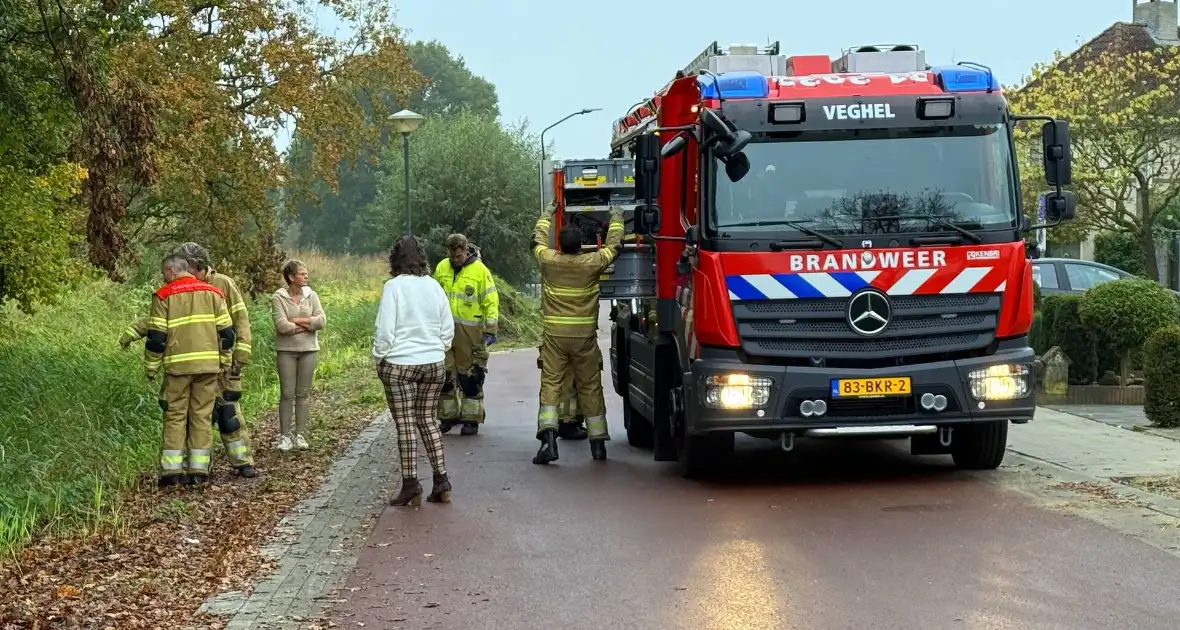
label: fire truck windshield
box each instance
[709,124,1018,237]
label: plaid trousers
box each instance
[377,359,448,480]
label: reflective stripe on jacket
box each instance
[207,269,252,364]
[532,211,624,338]
[145,273,234,377]
[433,252,500,335]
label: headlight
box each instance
[967,364,1030,401]
[701,374,773,410]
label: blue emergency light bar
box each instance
[931,65,1001,93]
[697,71,770,99]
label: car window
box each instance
[1064,263,1121,291]
[1032,263,1059,289]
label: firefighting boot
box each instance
[426,472,452,503]
[590,439,607,461]
[558,420,587,440]
[188,474,209,486]
[237,465,258,478]
[158,474,188,488]
[532,429,559,465]
[460,422,479,436]
[390,478,423,506]
[439,420,458,434]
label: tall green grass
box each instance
[0,251,541,554]
[0,252,383,553]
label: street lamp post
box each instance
[538,108,602,215]
[388,109,426,235]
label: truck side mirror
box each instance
[1042,120,1071,187]
[635,205,661,235]
[685,224,700,246]
[634,134,661,204]
[724,152,751,182]
[661,134,687,157]
[1044,190,1077,222]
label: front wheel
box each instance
[677,431,735,480]
[950,420,1009,470]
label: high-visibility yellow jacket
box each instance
[532,210,623,338]
[145,273,235,378]
[205,268,252,364]
[433,248,500,335]
[119,315,150,348]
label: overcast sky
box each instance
[298,0,1132,160]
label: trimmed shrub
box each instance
[1048,294,1097,384]
[1143,326,1180,428]
[1029,311,1048,355]
[1079,278,1178,382]
[1032,280,1043,312]
[1041,293,1068,346]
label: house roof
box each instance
[1017,21,1173,92]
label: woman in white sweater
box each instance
[373,235,456,506]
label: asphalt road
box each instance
[330,320,1180,630]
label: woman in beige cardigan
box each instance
[271,259,326,452]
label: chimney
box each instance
[1133,0,1180,44]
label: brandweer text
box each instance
[789,250,947,272]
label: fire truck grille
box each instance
[733,294,1002,363]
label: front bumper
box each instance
[686,339,1035,435]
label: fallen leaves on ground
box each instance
[1051,480,1136,506]
[0,377,386,629]
[1115,475,1180,500]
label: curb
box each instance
[1003,449,1180,520]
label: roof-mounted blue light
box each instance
[697,71,770,99]
[932,65,1001,93]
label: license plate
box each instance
[830,377,912,398]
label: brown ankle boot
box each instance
[427,472,452,503]
[389,478,422,506]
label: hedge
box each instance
[1029,311,1048,355]
[1046,294,1097,384]
[1079,278,1178,381]
[1144,326,1180,428]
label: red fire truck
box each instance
[580,42,1076,478]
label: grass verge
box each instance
[0,251,540,626]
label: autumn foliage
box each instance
[1009,43,1180,279]
[1,0,425,308]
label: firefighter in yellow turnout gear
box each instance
[120,315,168,413]
[176,242,257,477]
[532,207,624,464]
[433,236,500,436]
[146,254,235,487]
[536,350,588,440]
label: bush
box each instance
[1144,326,1180,428]
[1093,231,1146,277]
[493,273,542,345]
[1041,293,1067,344]
[1029,311,1048,355]
[1079,277,1178,381]
[1032,280,1043,312]
[1046,294,1098,384]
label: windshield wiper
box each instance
[861,214,985,244]
[720,220,842,248]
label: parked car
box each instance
[1031,258,1133,296]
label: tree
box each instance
[1079,277,1179,383]
[404,40,500,119]
[287,39,501,256]
[1009,46,1180,281]
[351,112,541,285]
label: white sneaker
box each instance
[295,434,309,450]
[277,435,294,452]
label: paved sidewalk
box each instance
[201,411,397,629]
[1010,407,1180,477]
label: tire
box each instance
[624,401,655,449]
[951,420,1008,470]
[677,431,735,480]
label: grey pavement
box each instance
[1045,404,1149,429]
[1010,407,1180,477]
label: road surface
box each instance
[328,314,1180,630]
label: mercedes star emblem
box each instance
[846,289,892,336]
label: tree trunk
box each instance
[1120,351,1132,386]
[1139,222,1160,281]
